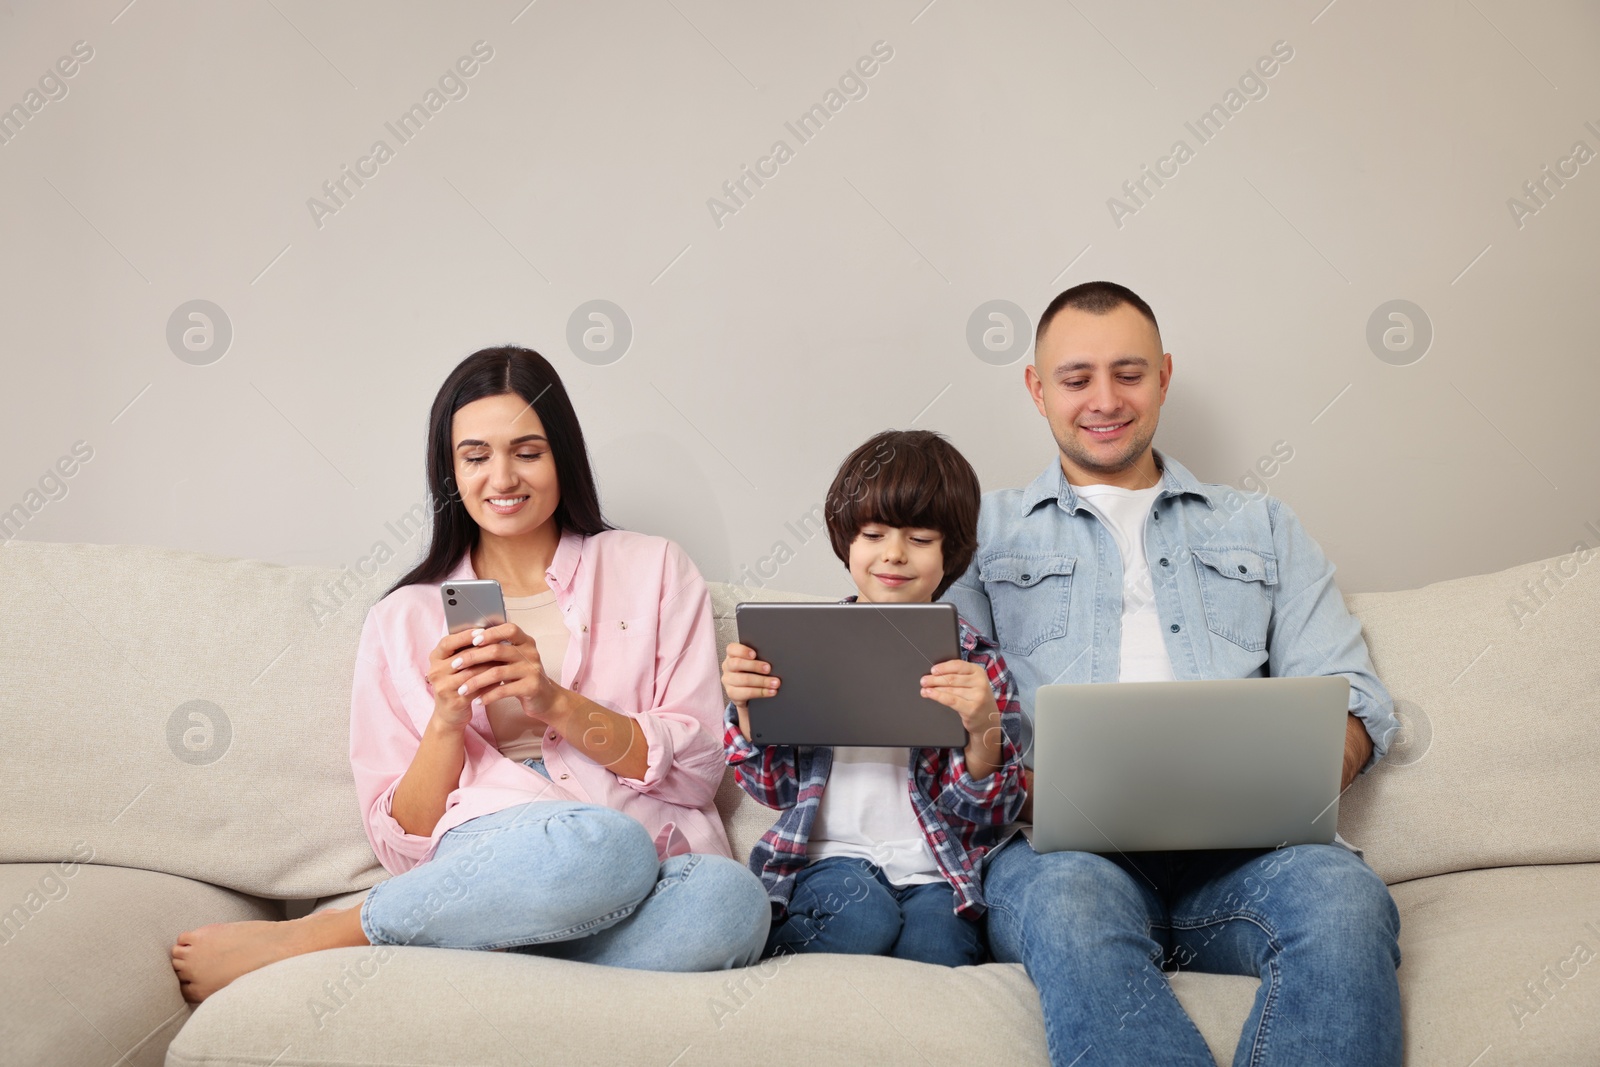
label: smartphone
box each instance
[441,579,506,634]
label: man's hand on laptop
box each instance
[920,659,1003,780]
[722,642,779,741]
[1342,713,1373,793]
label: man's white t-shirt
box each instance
[807,747,941,886]
[1073,481,1177,683]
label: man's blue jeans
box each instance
[984,838,1402,1066]
[359,800,771,972]
[765,856,985,967]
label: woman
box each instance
[171,346,769,1001]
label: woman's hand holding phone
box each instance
[428,623,559,728]
[721,642,779,740]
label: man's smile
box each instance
[1081,419,1133,440]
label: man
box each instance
[944,281,1402,1066]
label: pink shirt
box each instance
[349,528,732,874]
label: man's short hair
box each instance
[824,429,981,600]
[1036,280,1160,348]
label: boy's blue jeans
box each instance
[358,795,771,972]
[764,855,985,967]
[983,837,1403,1067]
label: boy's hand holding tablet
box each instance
[720,642,776,741]
[917,658,1003,779]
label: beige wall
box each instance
[1,0,1596,598]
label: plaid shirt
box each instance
[723,599,1027,919]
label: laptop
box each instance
[1027,676,1349,853]
[734,602,967,747]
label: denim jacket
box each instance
[942,448,1398,773]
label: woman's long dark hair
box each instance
[385,346,611,596]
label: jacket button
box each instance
[559,773,569,780]
[1170,624,1180,633]
[1238,564,1247,573]
[1020,573,1031,582]
[1159,558,1169,567]
[619,620,627,629]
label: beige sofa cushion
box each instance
[0,862,280,1067]
[1388,862,1600,1065]
[1340,554,1600,883]
[157,861,1600,1067]
[166,942,1262,1067]
[0,541,386,899]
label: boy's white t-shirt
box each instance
[1072,481,1177,683]
[807,747,941,886]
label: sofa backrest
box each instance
[5,539,1594,899]
[1338,551,1600,883]
[709,555,1600,888]
[0,541,387,900]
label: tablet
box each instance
[734,601,967,747]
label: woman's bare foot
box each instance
[171,906,368,1003]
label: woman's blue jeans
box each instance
[764,856,985,967]
[359,798,771,972]
[983,838,1403,1067]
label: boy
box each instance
[721,429,1027,967]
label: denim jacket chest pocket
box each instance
[979,554,1076,654]
[1190,547,1277,653]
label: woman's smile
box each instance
[485,495,529,515]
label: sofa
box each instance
[2,538,1596,1066]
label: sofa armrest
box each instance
[0,863,280,1067]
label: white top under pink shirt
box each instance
[488,589,569,759]
[348,528,733,875]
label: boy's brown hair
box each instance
[824,429,982,599]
